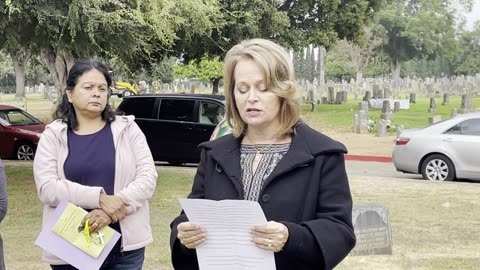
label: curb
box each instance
[345,154,392,163]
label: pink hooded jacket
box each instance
[33,115,157,265]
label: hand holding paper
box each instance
[179,199,276,270]
[51,203,116,258]
[176,222,206,249]
[35,200,121,270]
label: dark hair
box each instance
[53,58,115,130]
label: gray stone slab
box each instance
[350,204,393,256]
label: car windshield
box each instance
[0,109,41,126]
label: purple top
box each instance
[64,123,121,252]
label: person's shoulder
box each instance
[43,119,66,135]
[199,133,237,151]
[113,115,135,124]
[111,115,135,130]
[294,121,347,154]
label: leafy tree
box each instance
[0,50,15,93]
[150,57,176,84]
[280,0,387,49]
[333,28,382,85]
[197,56,223,93]
[173,0,289,92]
[1,0,221,97]
[174,56,223,93]
[0,1,38,100]
[363,54,390,78]
[173,61,199,80]
[373,0,469,80]
[325,49,355,82]
[454,22,480,75]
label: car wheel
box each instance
[421,154,455,182]
[16,143,35,160]
[122,90,133,97]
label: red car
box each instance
[0,104,46,160]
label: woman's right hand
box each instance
[177,222,206,249]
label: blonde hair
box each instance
[223,38,300,138]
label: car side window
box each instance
[2,110,36,125]
[445,124,461,134]
[459,119,480,136]
[159,99,195,122]
[118,98,155,119]
[199,101,224,125]
[445,119,480,136]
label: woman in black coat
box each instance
[170,38,356,270]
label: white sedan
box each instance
[392,112,480,182]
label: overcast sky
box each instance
[465,0,480,30]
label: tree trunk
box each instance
[40,47,75,102]
[318,46,326,88]
[212,78,219,95]
[390,58,401,82]
[10,47,31,102]
[356,71,363,86]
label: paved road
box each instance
[157,160,424,180]
[346,160,423,180]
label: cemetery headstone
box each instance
[335,91,343,104]
[357,110,369,134]
[442,93,449,105]
[428,115,442,124]
[359,101,369,114]
[342,91,348,103]
[459,94,472,114]
[307,90,315,103]
[409,93,416,103]
[373,84,380,99]
[363,91,372,101]
[383,87,390,99]
[428,98,437,113]
[380,100,392,121]
[327,87,335,103]
[426,83,434,97]
[350,204,393,256]
[394,101,401,112]
[376,119,388,137]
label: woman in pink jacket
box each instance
[33,58,157,269]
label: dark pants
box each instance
[51,248,145,270]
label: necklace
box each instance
[247,135,282,163]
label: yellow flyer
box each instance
[51,203,116,258]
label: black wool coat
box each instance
[170,122,356,270]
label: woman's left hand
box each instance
[250,221,289,252]
[81,209,113,234]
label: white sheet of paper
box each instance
[180,198,276,270]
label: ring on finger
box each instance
[93,222,99,227]
[267,238,272,247]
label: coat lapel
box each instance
[262,130,314,188]
[206,136,244,197]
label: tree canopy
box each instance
[373,0,472,80]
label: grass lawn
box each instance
[1,162,480,270]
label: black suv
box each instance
[117,94,225,164]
